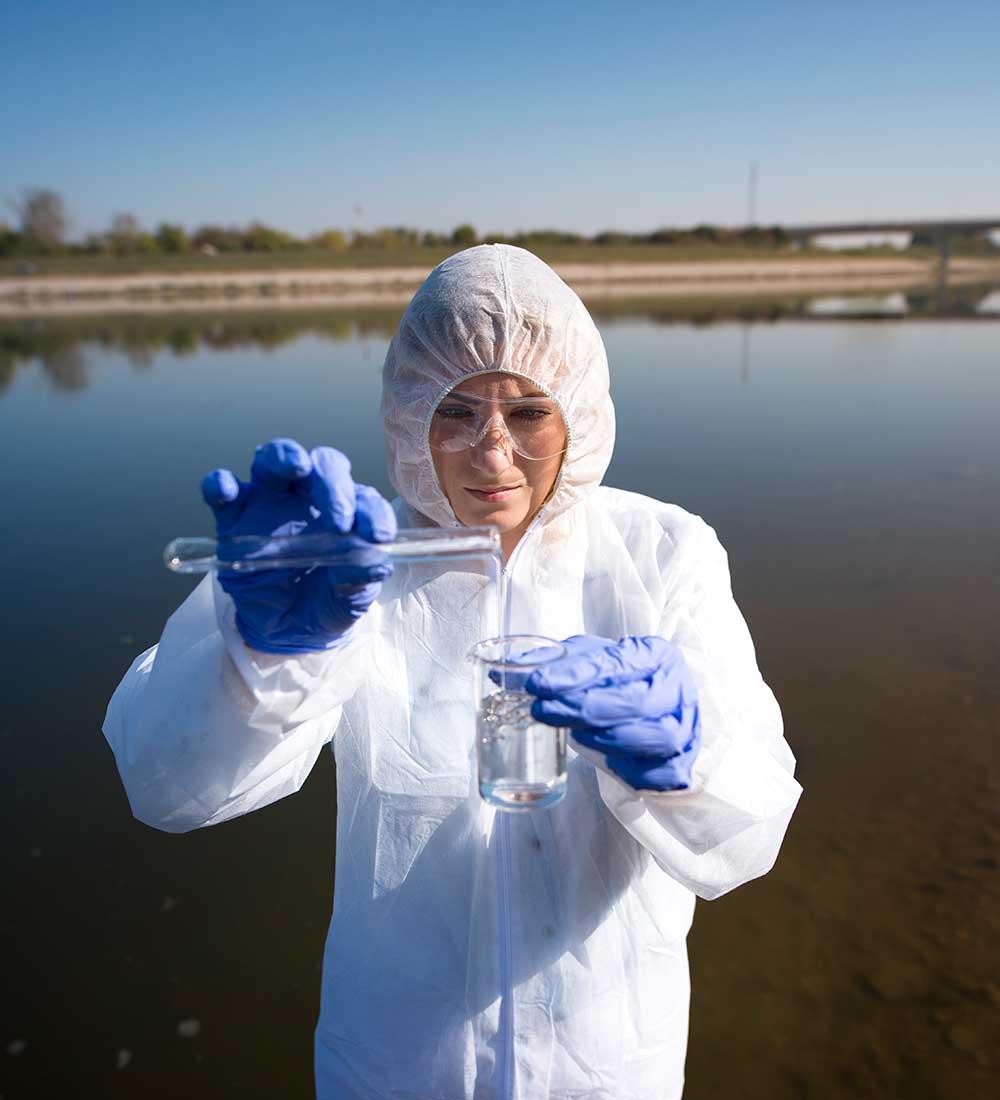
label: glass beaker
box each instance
[471,635,568,812]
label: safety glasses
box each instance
[429,392,568,461]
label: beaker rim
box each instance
[469,634,567,667]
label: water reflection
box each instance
[0,309,398,393]
[3,283,998,396]
[808,291,909,317]
[3,302,998,1099]
[585,279,1000,326]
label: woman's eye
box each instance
[436,405,472,419]
[513,407,551,421]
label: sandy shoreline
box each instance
[1,256,998,318]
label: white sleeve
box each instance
[102,574,371,834]
[592,523,802,900]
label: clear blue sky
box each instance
[3,0,998,239]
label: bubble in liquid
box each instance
[480,689,533,737]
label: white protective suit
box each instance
[104,245,802,1100]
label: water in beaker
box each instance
[471,635,568,812]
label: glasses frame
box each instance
[424,371,573,463]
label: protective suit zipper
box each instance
[497,811,514,1099]
[497,562,515,1100]
[495,513,545,1100]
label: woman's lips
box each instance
[465,484,522,502]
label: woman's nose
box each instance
[469,426,515,471]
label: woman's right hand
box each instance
[201,438,397,654]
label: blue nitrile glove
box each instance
[525,634,701,791]
[201,438,396,655]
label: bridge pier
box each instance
[937,233,951,307]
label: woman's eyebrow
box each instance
[443,390,551,404]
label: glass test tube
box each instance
[164,527,501,574]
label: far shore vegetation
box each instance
[4,188,998,279]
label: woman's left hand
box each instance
[525,634,701,792]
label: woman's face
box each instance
[430,372,567,557]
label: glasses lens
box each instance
[505,403,566,458]
[430,395,566,459]
[429,401,479,453]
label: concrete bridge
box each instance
[785,218,1000,245]
[784,217,1000,295]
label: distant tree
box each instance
[691,224,720,242]
[421,231,446,248]
[514,229,583,247]
[111,212,141,238]
[107,212,156,255]
[81,232,108,254]
[364,226,418,250]
[451,224,478,247]
[156,223,189,253]
[648,228,678,245]
[11,188,68,249]
[192,224,245,252]
[0,222,20,257]
[311,229,348,251]
[243,222,300,251]
[735,225,788,248]
[387,226,420,248]
[593,230,633,246]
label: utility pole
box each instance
[747,161,758,227]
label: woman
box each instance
[104,245,802,1099]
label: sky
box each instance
[3,0,999,239]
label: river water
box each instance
[1,287,998,1098]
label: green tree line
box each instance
[2,188,801,260]
[10,187,997,263]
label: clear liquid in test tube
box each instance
[164,527,502,574]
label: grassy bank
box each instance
[0,242,935,279]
